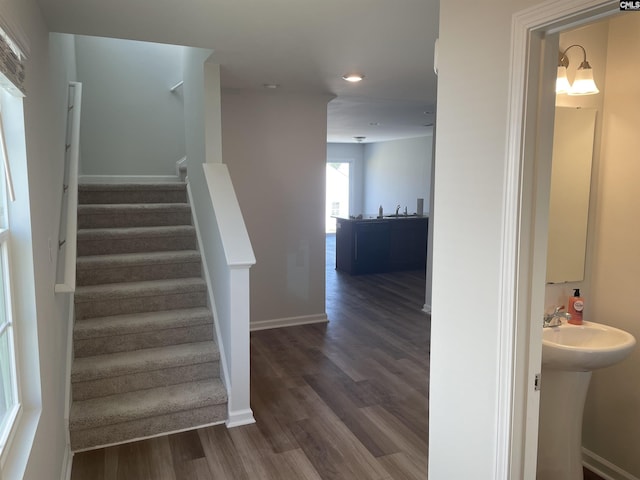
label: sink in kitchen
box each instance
[542,320,636,371]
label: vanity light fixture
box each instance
[556,44,599,96]
[342,73,364,82]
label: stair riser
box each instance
[72,361,220,401]
[77,234,196,256]
[79,190,187,205]
[70,403,226,451]
[74,324,213,357]
[78,211,192,229]
[77,261,202,286]
[75,291,207,320]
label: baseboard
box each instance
[250,313,329,332]
[226,408,256,428]
[422,303,431,314]
[78,174,181,184]
[60,444,73,480]
[72,419,226,454]
[583,447,640,480]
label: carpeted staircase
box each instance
[69,182,227,451]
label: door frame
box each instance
[502,1,618,478]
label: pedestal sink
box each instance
[537,321,636,480]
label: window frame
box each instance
[0,97,20,462]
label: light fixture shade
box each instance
[568,67,599,96]
[342,73,364,82]
[556,66,571,94]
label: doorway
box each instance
[325,161,350,234]
[506,2,623,478]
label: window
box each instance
[0,90,18,455]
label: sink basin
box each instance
[383,214,419,218]
[542,320,636,371]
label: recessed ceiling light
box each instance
[353,136,366,142]
[342,73,364,82]
[262,83,280,89]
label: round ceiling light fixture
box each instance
[353,136,366,143]
[342,73,365,82]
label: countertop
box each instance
[333,214,429,221]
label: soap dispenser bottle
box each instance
[568,289,584,325]
[378,205,383,218]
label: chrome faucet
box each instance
[395,204,401,216]
[543,306,571,328]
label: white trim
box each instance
[71,419,226,454]
[78,175,181,184]
[60,444,73,480]
[225,409,256,428]
[583,448,640,480]
[185,181,231,410]
[250,313,328,332]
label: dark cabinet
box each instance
[335,217,428,274]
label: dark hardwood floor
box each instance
[71,234,430,479]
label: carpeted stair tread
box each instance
[79,183,187,192]
[77,225,196,256]
[77,203,192,229]
[77,250,201,268]
[77,225,195,241]
[73,307,212,340]
[70,378,227,431]
[78,203,192,213]
[75,278,206,302]
[78,182,187,204]
[71,341,219,382]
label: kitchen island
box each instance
[334,215,428,275]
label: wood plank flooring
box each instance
[71,234,430,479]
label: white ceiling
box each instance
[34,0,439,143]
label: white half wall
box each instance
[363,136,432,216]
[221,90,332,325]
[74,36,185,176]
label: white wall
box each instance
[326,143,364,216]
[363,136,432,215]
[75,36,185,176]
[0,4,76,479]
[221,91,332,325]
[582,14,640,478]
[431,0,544,477]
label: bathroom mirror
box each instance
[546,107,597,283]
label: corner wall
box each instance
[221,91,332,327]
[75,36,185,176]
[363,136,433,215]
